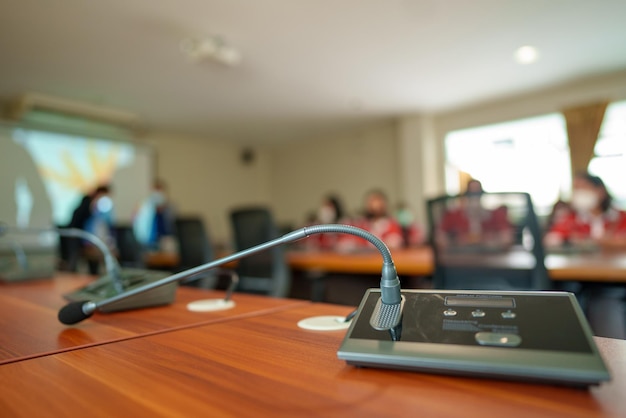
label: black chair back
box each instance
[229,206,290,297]
[114,225,145,268]
[174,216,217,288]
[427,192,550,290]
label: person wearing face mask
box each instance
[545,172,626,250]
[133,179,176,250]
[66,184,116,274]
[546,173,626,339]
[316,195,345,225]
[302,194,348,250]
[346,189,404,250]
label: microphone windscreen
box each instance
[58,301,94,325]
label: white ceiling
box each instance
[1,0,626,143]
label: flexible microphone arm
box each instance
[1,223,124,293]
[56,227,123,288]
[58,224,402,325]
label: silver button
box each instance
[475,332,522,347]
[443,309,457,317]
[501,311,516,319]
[471,309,486,318]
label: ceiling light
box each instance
[514,46,539,65]
[180,36,242,67]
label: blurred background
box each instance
[1,0,625,247]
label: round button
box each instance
[475,332,522,347]
[471,310,486,318]
[501,311,516,319]
[443,309,457,317]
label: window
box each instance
[444,114,570,216]
[588,100,626,209]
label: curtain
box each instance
[563,101,609,177]
[458,170,472,193]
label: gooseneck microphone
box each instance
[58,224,403,328]
[1,223,124,293]
[57,227,124,291]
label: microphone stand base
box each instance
[64,268,177,313]
[187,298,236,312]
[338,289,610,387]
[297,315,352,331]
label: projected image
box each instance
[1,126,153,230]
[12,129,136,226]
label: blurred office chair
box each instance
[57,225,78,272]
[174,216,218,289]
[427,192,550,291]
[114,225,145,268]
[229,206,290,298]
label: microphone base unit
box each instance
[186,298,236,312]
[63,268,177,313]
[0,230,57,282]
[297,315,352,331]
[337,289,610,387]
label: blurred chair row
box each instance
[57,193,553,296]
[171,193,545,298]
[59,206,291,298]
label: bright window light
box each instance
[445,114,570,216]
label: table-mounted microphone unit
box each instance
[0,223,177,311]
[57,227,180,312]
[58,224,404,330]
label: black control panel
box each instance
[349,291,592,353]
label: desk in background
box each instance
[287,247,626,283]
[547,252,626,282]
[1,301,625,417]
[288,247,433,277]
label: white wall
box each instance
[396,114,443,226]
[143,132,272,246]
[269,122,400,228]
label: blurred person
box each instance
[544,172,626,339]
[303,194,349,250]
[465,178,484,195]
[67,184,115,274]
[545,172,626,250]
[133,179,177,251]
[436,179,513,248]
[316,194,346,224]
[395,202,424,247]
[345,189,404,250]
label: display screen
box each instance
[445,296,515,308]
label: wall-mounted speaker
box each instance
[240,148,255,165]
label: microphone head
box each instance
[369,296,404,331]
[58,301,96,325]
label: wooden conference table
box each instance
[0,274,307,365]
[287,247,626,283]
[1,273,626,417]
